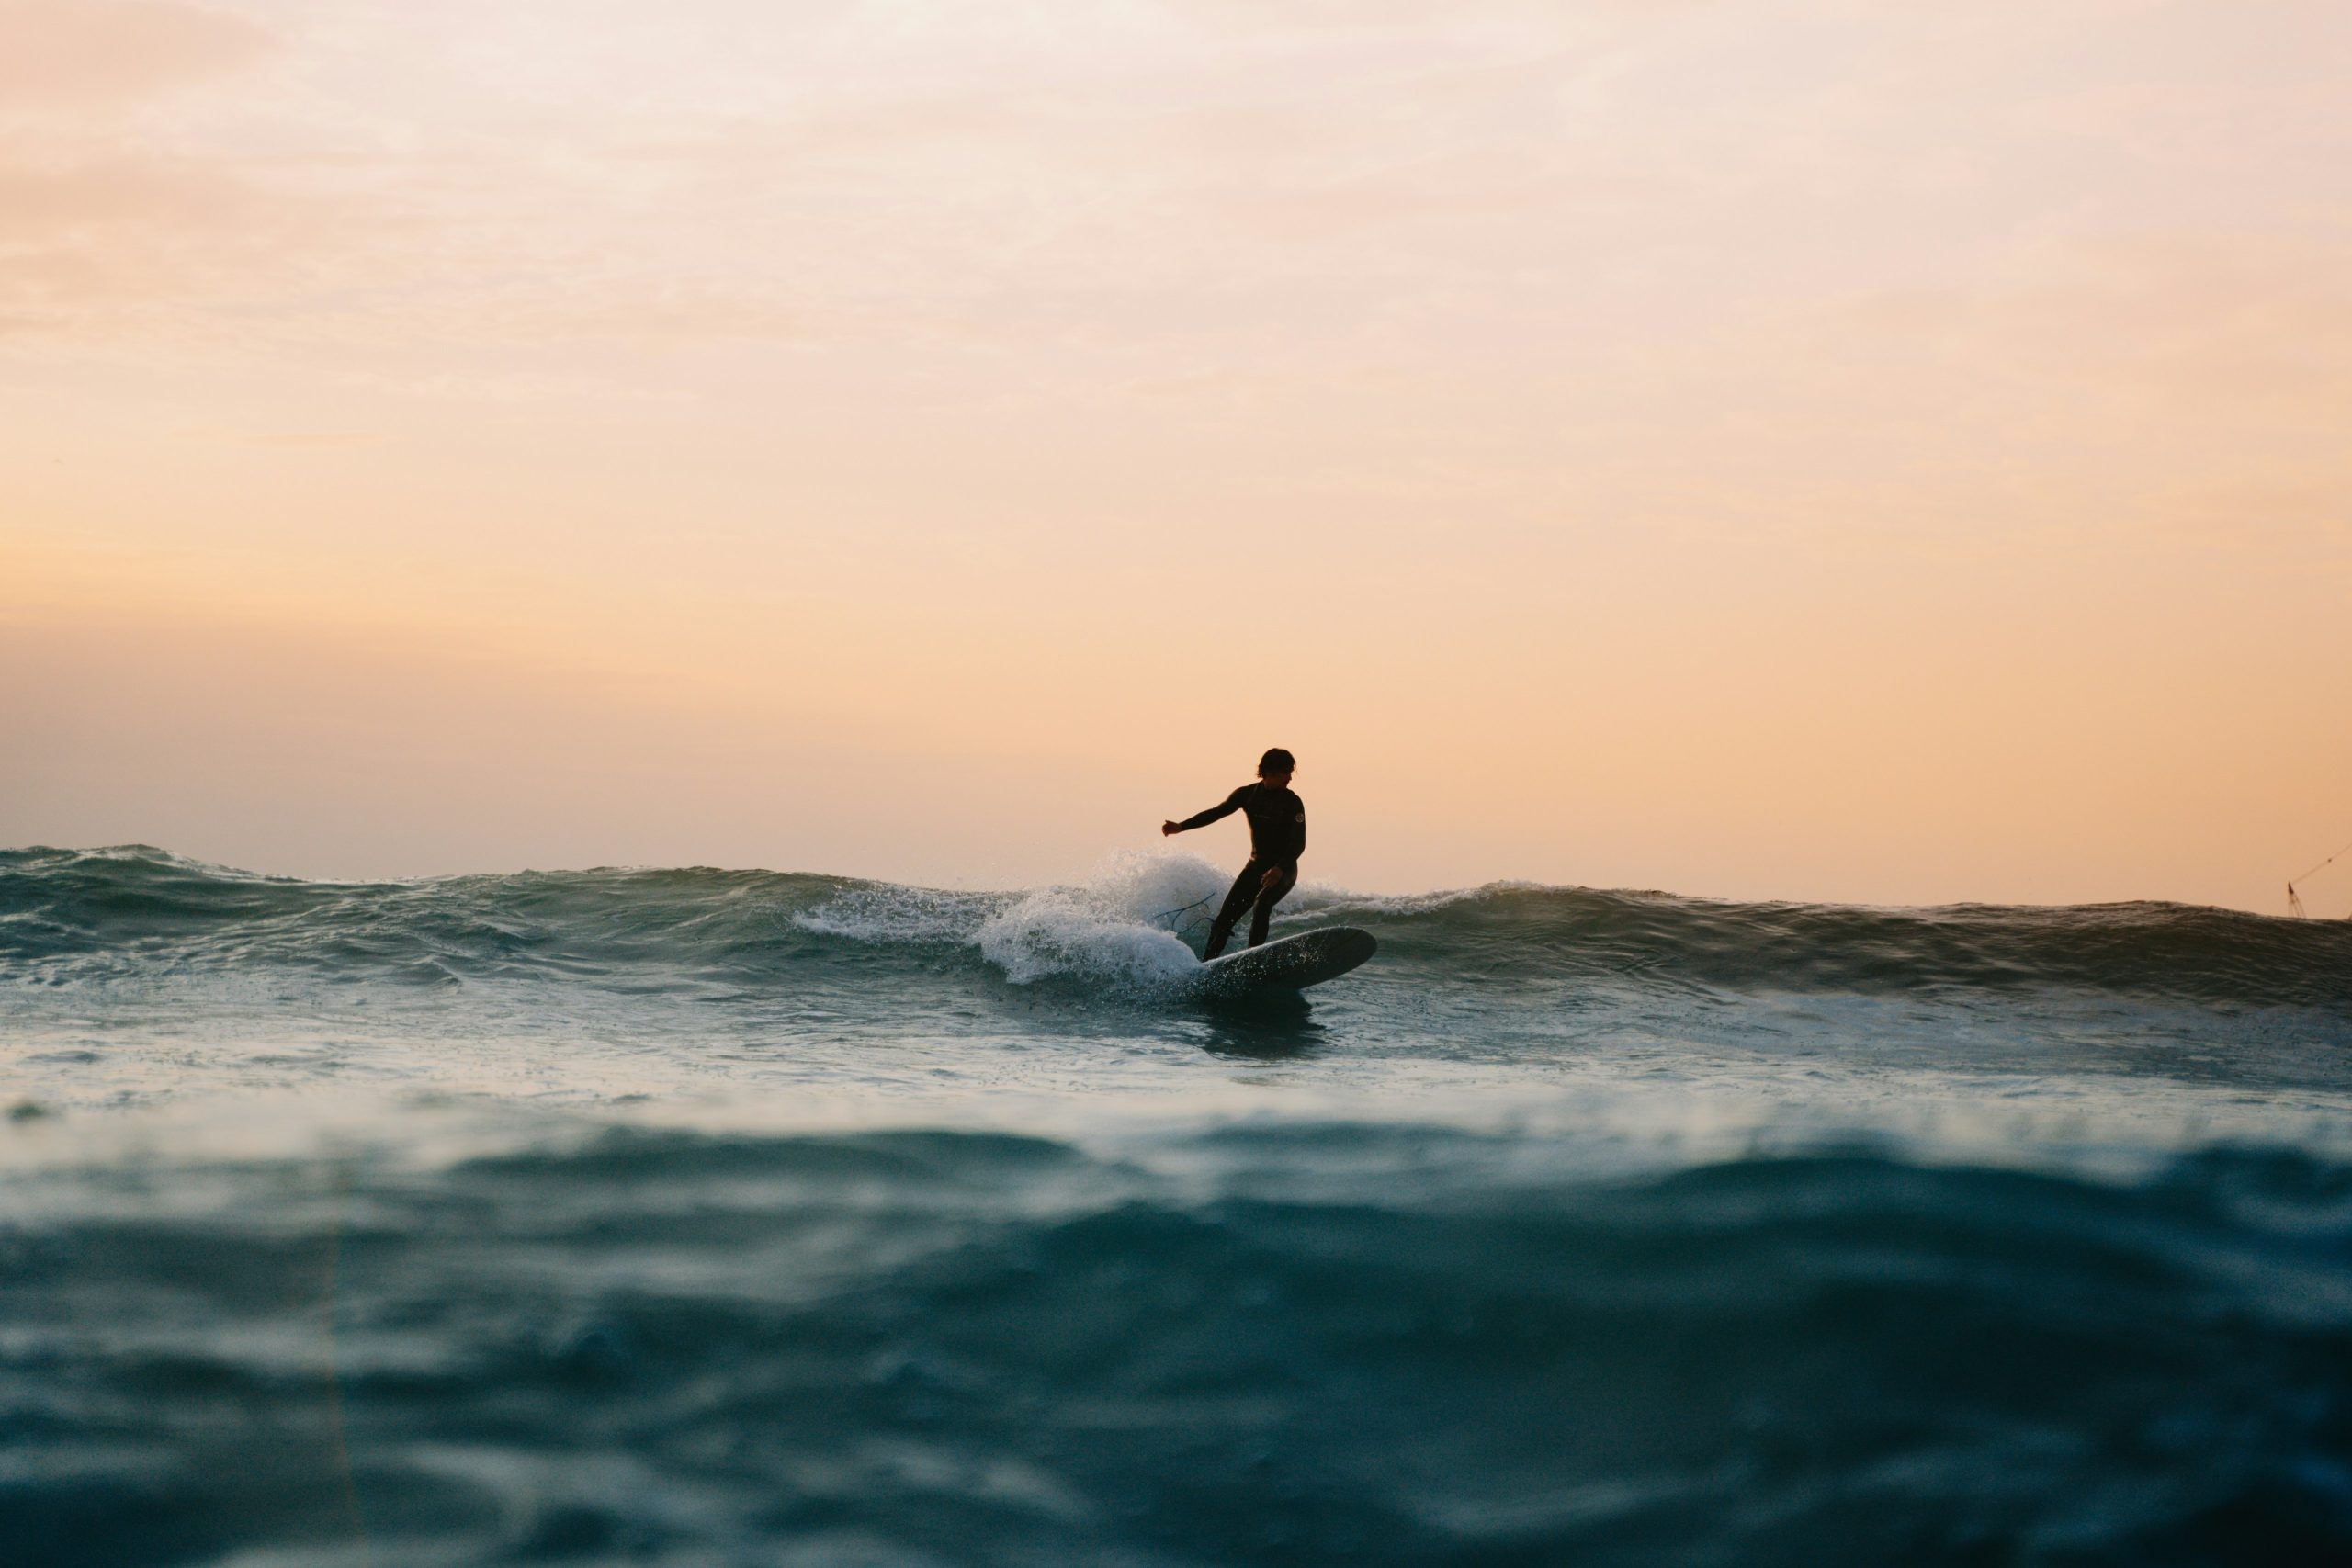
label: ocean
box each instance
[6,843,2352,1565]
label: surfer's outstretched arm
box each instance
[1162,786,1248,837]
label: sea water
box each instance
[6,844,2351,1564]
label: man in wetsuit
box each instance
[1161,748,1306,959]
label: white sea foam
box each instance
[789,884,1000,943]
[792,852,1523,989]
[1285,878,1544,918]
[974,851,1228,988]
[792,852,1236,988]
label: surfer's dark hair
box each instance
[1259,748,1295,775]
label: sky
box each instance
[3,0,2348,912]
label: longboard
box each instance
[1193,926,1376,998]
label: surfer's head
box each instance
[1258,748,1295,785]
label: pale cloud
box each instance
[7,0,2332,360]
[0,144,357,336]
[0,0,275,105]
[0,5,324,336]
[2026,234,2352,411]
[1821,231,2352,439]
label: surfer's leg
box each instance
[1204,863,1263,960]
[1245,865,1297,948]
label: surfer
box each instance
[1162,748,1306,958]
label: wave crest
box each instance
[6,845,2346,1011]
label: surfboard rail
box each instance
[1192,925,1377,998]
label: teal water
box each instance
[6,845,2352,1564]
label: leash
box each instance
[1148,894,1216,929]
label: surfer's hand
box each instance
[1261,867,1283,888]
[1161,821,1182,837]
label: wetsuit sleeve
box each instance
[1278,801,1305,869]
[1172,786,1249,833]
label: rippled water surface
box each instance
[6,845,2351,1564]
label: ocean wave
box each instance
[0,845,842,987]
[6,1120,2351,1565]
[7,845,2345,1014]
[1321,883,2352,1011]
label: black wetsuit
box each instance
[1173,782,1306,958]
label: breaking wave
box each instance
[6,844,2345,1011]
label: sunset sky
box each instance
[4,0,2347,912]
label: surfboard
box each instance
[1193,926,1376,998]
